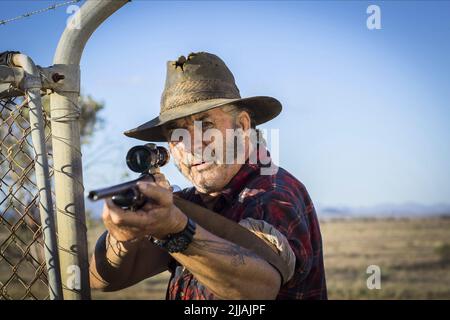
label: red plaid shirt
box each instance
[166,147,327,300]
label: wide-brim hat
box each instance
[124,52,282,142]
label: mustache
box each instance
[175,143,243,168]
[187,152,217,167]
[170,142,216,166]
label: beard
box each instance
[174,158,228,194]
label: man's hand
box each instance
[152,172,172,190]
[102,178,188,242]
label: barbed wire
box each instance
[0,0,82,27]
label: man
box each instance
[89,52,327,299]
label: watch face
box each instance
[167,235,190,253]
[157,219,196,253]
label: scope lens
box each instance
[126,146,151,173]
[156,146,170,167]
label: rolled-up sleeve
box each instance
[239,217,296,283]
[238,184,316,286]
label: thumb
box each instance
[137,181,172,207]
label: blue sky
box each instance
[1,0,450,208]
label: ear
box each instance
[237,110,251,132]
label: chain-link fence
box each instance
[0,93,52,300]
[1,0,128,300]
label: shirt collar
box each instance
[218,144,272,205]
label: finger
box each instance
[102,201,120,226]
[113,207,159,229]
[102,201,118,227]
[137,181,172,207]
[152,172,166,181]
[105,198,133,226]
[152,173,171,189]
[101,202,110,222]
[105,198,129,215]
[106,197,162,229]
[142,201,159,211]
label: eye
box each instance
[170,134,182,144]
[202,121,214,130]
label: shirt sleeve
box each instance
[238,184,315,284]
[238,217,296,283]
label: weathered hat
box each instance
[124,52,282,142]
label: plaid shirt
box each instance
[166,147,327,300]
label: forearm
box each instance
[89,231,141,291]
[172,225,281,299]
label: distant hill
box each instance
[317,203,450,218]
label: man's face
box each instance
[164,107,247,195]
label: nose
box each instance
[172,125,206,161]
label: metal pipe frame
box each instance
[0,65,25,98]
[11,54,63,300]
[49,0,129,300]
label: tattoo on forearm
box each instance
[107,233,127,257]
[190,239,261,267]
[104,233,127,267]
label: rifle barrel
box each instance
[88,177,144,201]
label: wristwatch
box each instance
[154,218,196,253]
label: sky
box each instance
[1,0,450,208]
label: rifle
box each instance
[87,143,290,282]
[88,143,174,210]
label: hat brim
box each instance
[123,96,282,142]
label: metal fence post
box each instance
[10,54,63,300]
[50,0,129,300]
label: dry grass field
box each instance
[87,216,450,300]
[2,216,449,299]
[321,217,450,299]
